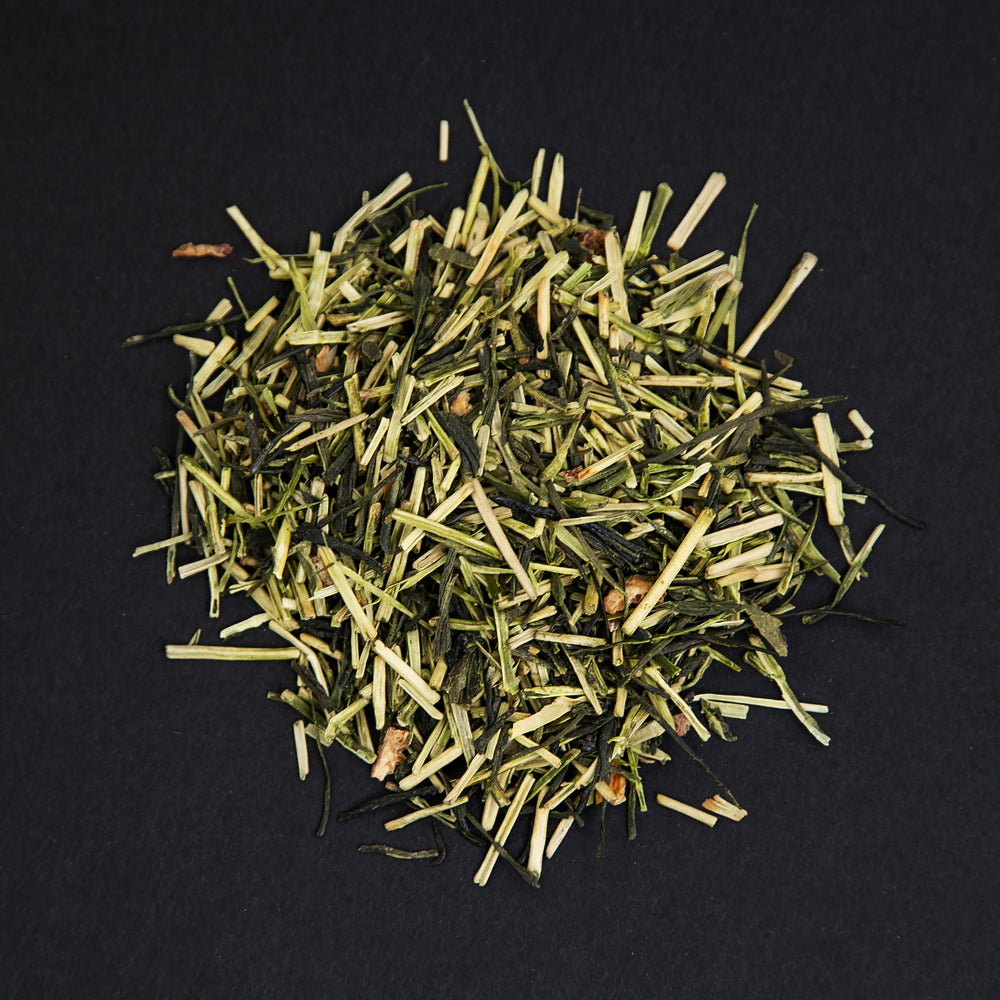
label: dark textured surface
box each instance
[3,2,997,997]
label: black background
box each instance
[3,2,997,997]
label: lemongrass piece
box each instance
[735,252,817,357]
[372,639,440,708]
[805,523,886,624]
[396,677,444,721]
[701,795,747,821]
[397,743,465,791]
[751,651,831,746]
[849,408,874,439]
[322,691,374,742]
[705,541,776,579]
[701,512,785,548]
[164,645,300,661]
[643,667,711,742]
[745,471,824,484]
[527,794,551,878]
[438,119,449,162]
[384,797,468,832]
[717,562,791,587]
[509,696,576,739]
[623,190,651,265]
[217,612,274,639]
[443,753,487,805]
[546,153,564,214]
[604,230,627,311]
[702,701,750,720]
[132,532,193,557]
[545,816,575,859]
[656,793,718,827]
[466,188,531,286]
[622,507,716,635]
[293,720,309,780]
[469,478,539,598]
[666,172,726,251]
[694,693,829,713]
[332,172,412,254]
[226,206,289,276]
[473,772,535,886]
[812,411,845,526]
[172,333,216,355]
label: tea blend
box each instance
[130,115,916,886]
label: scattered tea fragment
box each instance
[171,242,234,259]
[131,116,916,886]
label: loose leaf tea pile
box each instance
[131,125,912,885]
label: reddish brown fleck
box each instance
[310,555,334,588]
[624,575,653,606]
[450,390,473,417]
[606,575,656,615]
[314,346,335,373]
[603,589,627,614]
[578,229,606,255]
[371,726,411,781]
[171,242,234,259]
[596,772,627,806]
